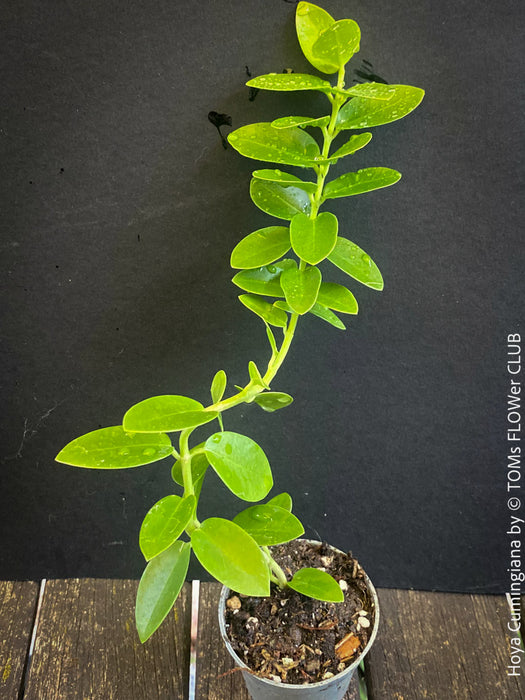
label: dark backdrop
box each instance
[1,0,523,592]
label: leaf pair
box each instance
[296,2,360,74]
[136,519,268,644]
[230,212,337,269]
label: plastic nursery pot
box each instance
[218,540,380,700]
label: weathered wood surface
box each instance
[195,582,359,700]
[23,579,191,700]
[364,589,524,700]
[2,580,520,698]
[0,580,39,699]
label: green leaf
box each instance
[288,567,344,602]
[228,122,320,167]
[309,302,346,330]
[191,518,270,596]
[272,115,330,130]
[344,82,396,100]
[248,360,270,390]
[252,169,318,194]
[296,2,336,74]
[328,237,383,290]
[336,84,425,129]
[123,396,218,433]
[233,504,304,546]
[254,392,294,413]
[204,431,273,501]
[317,282,358,314]
[139,495,195,561]
[266,324,278,355]
[210,370,227,404]
[323,168,401,200]
[267,492,293,511]
[311,19,361,73]
[317,133,372,164]
[56,427,173,469]
[290,212,338,265]
[239,295,289,328]
[274,300,293,313]
[232,260,294,297]
[247,73,332,93]
[231,227,291,269]
[280,264,322,315]
[250,179,311,220]
[135,540,191,642]
[171,451,209,500]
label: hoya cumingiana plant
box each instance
[56,1,424,643]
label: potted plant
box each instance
[56,2,423,697]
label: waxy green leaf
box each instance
[204,431,273,501]
[267,492,293,511]
[248,361,269,390]
[316,133,372,164]
[250,179,311,220]
[272,115,330,131]
[228,122,320,167]
[290,212,338,265]
[139,495,195,561]
[317,282,358,314]
[210,370,227,404]
[296,2,336,74]
[288,567,344,602]
[247,73,332,93]
[328,237,383,290]
[232,260,294,297]
[309,302,346,330]
[280,264,322,315]
[323,168,401,200]
[265,324,278,355]
[191,518,270,596]
[311,19,361,73]
[231,227,291,269]
[252,169,317,194]
[233,504,304,546]
[239,295,289,328]
[254,391,294,413]
[274,300,293,313]
[135,540,191,642]
[336,84,425,129]
[123,396,218,433]
[56,427,173,469]
[171,450,208,500]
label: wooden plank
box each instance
[23,579,191,700]
[196,582,359,699]
[364,589,525,700]
[0,580,39,700]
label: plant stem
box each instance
[311,66,346,218]
[179,428,201,530]
[262,546,289,589]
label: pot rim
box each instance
[218,538,380,690]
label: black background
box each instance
[1,0,523,592]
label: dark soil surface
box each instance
[224,540,376,685]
